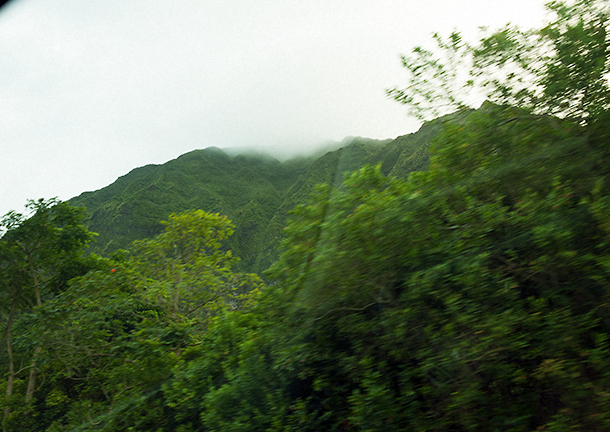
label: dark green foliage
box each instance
[255,103,610,431]
[5,100,610,429]
[3,1,610,430]
[0,199,98,431]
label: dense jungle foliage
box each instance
[3,0,610,430]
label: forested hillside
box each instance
[2,0,610,430]
[70,124,442,274]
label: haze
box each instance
[0,0,548,217]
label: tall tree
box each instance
[22,209,263,431]
[0,199,94,429]
[133,210,261,322]
[0,240,27,432]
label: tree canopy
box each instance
[3,0,610,430]
[387,0,610,122]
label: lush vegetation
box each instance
[3,0,610,430]
[69,133,436,275]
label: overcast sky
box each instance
[0,0,549,217]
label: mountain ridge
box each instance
[70,110,466,273]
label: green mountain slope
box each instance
[70,115,457,273]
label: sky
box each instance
[0,0,549,217]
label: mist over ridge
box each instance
[69,113,449,274]
[219,134,395,162]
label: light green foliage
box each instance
[133,210,257,320]
[1,209,262,431]
[387,31,472,120]
[267,164,410,316]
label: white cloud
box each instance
[0,0,548,216]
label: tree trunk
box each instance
[27,254,41,308]
[24,254,42,405]
[24,346,41,404]
[3,296,16,430]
